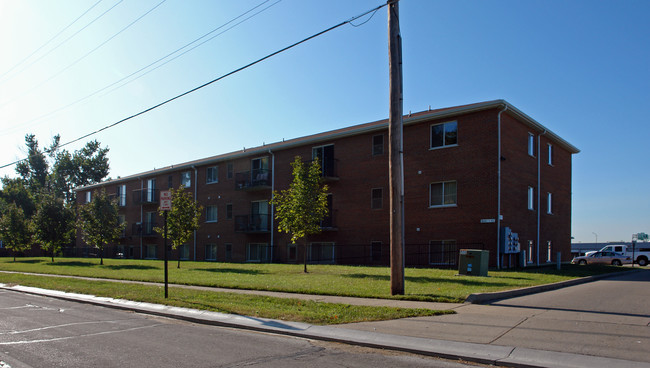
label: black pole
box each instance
[164,210,169,298]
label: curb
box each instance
[465,269,645,304]
[1,284,647,368]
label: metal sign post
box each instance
[160,191,172,298]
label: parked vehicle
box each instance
[584,244,650,266]
[571,251,632,266]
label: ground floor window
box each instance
[178,244,190,260]
[371,241,382,262]
[145,244,157,259]
[309,242,335,264]
[429,240,457,265]
[205,244,217,261]
[247,243,270,262]
[287,244,297,262]
[225,243,233,262]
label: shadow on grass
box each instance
[48,261,96,267]
[194,268,267,275]
[14,259,45,264]
[103,265,158,271]
[345,273,512,288]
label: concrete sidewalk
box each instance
[1,270,648,368]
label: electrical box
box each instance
[500,227,521,254]
[458,249,489,277]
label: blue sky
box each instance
[0,0,648,243]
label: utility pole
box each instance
[388,0,404,295]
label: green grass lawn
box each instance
[0,257,630,302]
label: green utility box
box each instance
[458,249,489,277]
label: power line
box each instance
[0,0,104,82]
[0,0,281,136]
[0,0,122,86]
[0,2,387,171]
[0,0,165,108]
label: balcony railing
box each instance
[132,222,158,237]
[234,214,271,233]
[235,169,272,190]
[132,189,159,204]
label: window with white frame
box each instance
[178,244,190,260]
[116,184,126,206]
[206,166,218,184]
[547,143,553,165]
[205,244,217,261]
[181,171,191,188]
[528,186,535,210]
[528,133,535,156]
[85,191,92,203]
[206,206,218,222]
[430,181,457,207]
[430,121,458,149]
[547,192,553,214]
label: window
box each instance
[145,244,157,259]
[430,121,457,149]
[181,171,191,188]
[429,181,457,207]
[147,179,156,202]
[371,188,383,209]
[528,186,535,210]
[226,203,233,220]
[206,166,218,184]
[528,133,535,156]
[205,244,217,261]
[547,192,553,214]
[116,184,126,206]
[225,243,232,262]
[247,243,269,262]
[287,244,297,262]
[168,175,173,189]
[372,134,384,156]
[547,143,553,165]
[371,241,382,262]
[429,240,456,265]
[206,206,218,222]
[85,191,92,203]
[178,244,190,260]
[144,212,156,235]
[227,163,233,179]
[546,241,552,263]
[312,144,335,177]
[309,242,335,264]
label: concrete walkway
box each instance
[1,270,648,368]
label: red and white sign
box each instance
[160,190,172,211]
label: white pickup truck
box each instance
[585,244,650,266]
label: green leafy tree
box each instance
[271,156,329,273]
[78,189,125,265]
[0,203,33,261]
[51,140,110,203]
[155,186,202,268]
[33,193,75,262]
[0,177,36,218]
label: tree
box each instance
[0,203,33,261]
[33,193,75,262]
[271,156,329,273]
[78,189,125,265]
[0,177,36,218]
[51,139,110,203]
[154,186,202,268]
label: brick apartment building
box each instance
[74,100,579,268]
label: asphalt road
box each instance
[0,290,484,368]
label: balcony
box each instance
[235,169,272,191]
[235,214,271,233]
[132,222,158,237]
[132,189,159,204]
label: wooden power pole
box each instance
[388,0,404,295]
